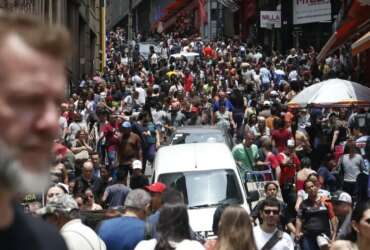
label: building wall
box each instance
[106,0,143,31]
[0,0,102,85]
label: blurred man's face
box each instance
[151,193,162,212]
[333,201,351,217]
[261,205,280,228]
[244,132,254,147]
[100,167,109,181]
[82,162,94,181]
[0,34,65,192]
[91,154,100,167]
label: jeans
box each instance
[343,181,357,202]
[301,235,320,250]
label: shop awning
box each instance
[152,0,198,31]
[352,31,370,55]
[317,0,370,61]
[161,0,189,22]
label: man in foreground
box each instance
[0,13,71,249]
[253,197,294,250]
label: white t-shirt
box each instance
[151,53,158,65]
[135,87,147,105]
[135,239,205,250]
[297,188,330,201]
[253,226,294,250]
[59,116,68,139]
[288,70,298,82]
[61,219,106,250]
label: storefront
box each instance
[317,0,370,85]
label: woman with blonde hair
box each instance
[215,205,257,250]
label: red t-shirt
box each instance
[203,47,214,58]
[271,128,292,152]
[277,152,300,186]
[102,123,117,152]
[265,152,280,169]
[183,74,193,93]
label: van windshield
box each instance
[158,169,243,209]
[171,132,225,145]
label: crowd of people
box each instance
[1,12,369,250]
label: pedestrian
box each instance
[0,13,71,250]
[117,121,143,176]
[336,137,366,200]
[331,191,353,240]
[98,189,152,250]
[37,194,106,250]
[82,188,103,211]
[232,129,263,181]
[330,200,370,250]
[214,205,257,250]
[251,183,290,230]
[74,160,103,197]
[46,184,69,203]
[101,169,131,208]
[296,179,338,250]
[130,160,149,189]
[135,203,205,250]
[253,198,294,250]
[145,182,167,214]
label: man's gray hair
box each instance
[124,189,151,210]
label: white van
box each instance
[153,143,257,238]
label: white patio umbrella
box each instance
[288,78,370,108]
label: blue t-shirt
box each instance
[98,216,145,250]
[147,210,160,239]
[212,99,233,112]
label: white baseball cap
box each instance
[332,191,352,204]
[132,160,142,170]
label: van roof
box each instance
[154,143,237,175]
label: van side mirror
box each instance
[247,190,259,203]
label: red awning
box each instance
[165,0,184,12]
[152,0,199,31]
[161,0,189,22]
[317,0,370,61]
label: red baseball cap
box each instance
[191,106,199,113]
[145,182,166,193]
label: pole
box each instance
[128,0,133,66]
[271,24,275,53]
[100,0,106,73]
[128,0,133,41]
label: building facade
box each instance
[0,0,102,85]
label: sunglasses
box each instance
[263,209,279,215]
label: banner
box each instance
[260,11,281,29]
[293,0,331,25]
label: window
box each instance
[158,169,243,208]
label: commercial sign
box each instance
[260,11,281,28]
[293,0,332,25]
